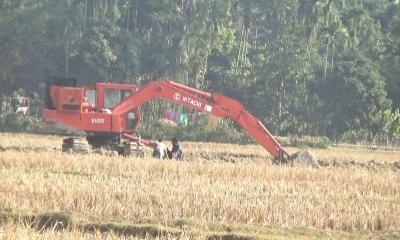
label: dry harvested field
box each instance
[0,133,399,239]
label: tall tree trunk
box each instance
[324,40,330,78]
[331,42,335,70]
[84,0,87,29]
[65,45,69,78]
[278,79,286,134]
[126,1,130,29]
[135,0,139,30]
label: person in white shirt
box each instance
[152,138,168,159]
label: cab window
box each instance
[127,112,137,129]
[104,90,131,109]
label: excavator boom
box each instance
[112,81,288,161]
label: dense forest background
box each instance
[0,0,399,142]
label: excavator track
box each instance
[62,137,91,154]
[115,141,145,157]
[62,137,145,157]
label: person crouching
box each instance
[167,138,184,160]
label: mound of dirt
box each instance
[394,161,400,170]
[318,159,400,171]
[290,150,320,168]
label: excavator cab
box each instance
[44,77,140,133]
[43,77,143,155]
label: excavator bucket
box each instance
[276,148,319,168]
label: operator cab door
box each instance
[96,83,139,133]
[103,89,139,130]
[103,89,139,132]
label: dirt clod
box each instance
[394,161,400,170]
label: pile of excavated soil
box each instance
[290,150,320,168]
[318,159,400,171]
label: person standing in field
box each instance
[168,138,184,160]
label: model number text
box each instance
[91,118,105,124]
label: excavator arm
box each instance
[112,81,289,162]
[211,93,290,162]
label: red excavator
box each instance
[43,77,291,163]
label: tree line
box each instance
[0,0,399,143]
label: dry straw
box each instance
[0,133,399,234]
